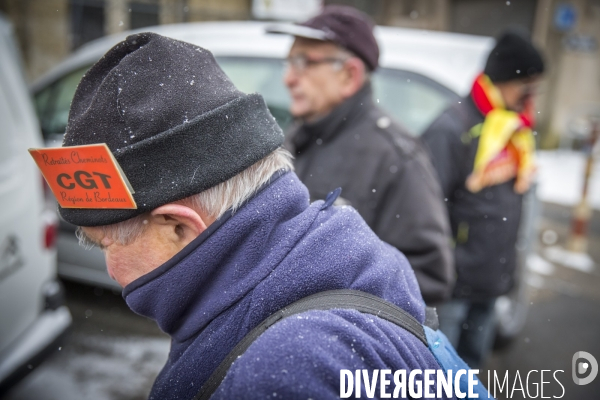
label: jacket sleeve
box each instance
[372,145,455,304]
[420,113,466,200]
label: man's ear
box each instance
[340,57,367,99]
[150,204,208,243]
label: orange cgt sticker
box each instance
[29,144,137,209]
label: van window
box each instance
[372,68,457,135]
[34,58,458,138]
[35,66,89,138]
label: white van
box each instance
[0,13,71,394]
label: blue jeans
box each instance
[437,298,497,369]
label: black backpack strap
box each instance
[194,289,435,400]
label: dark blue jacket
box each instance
[123,171,448,399]
[421,97,523,299]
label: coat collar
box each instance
[291,83,374,153]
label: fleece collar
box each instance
[122,171,315,341]
[123,168,426,346]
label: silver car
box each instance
[31,21,491,289]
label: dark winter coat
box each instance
[123,171,447,400]
[286,83,454,304]
[421,96,523,300]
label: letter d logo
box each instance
[572,351,598,385]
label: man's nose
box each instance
[283,65,298,88]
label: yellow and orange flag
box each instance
[466,74,536,194]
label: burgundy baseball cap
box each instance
[267,5,380,71]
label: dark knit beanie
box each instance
[60,32,284,227]
[484,31,545,83]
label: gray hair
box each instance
[334,46,371,84]
[77,147,294,247]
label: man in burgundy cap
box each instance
[268,5,455,305]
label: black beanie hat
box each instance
[60,32,284,227]
[484,31,545,83]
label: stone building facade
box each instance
[0,0,598,147]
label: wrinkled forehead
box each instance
[288,37,344,57]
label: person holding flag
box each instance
[421,31,545,368]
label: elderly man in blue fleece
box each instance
[54,32,489,399]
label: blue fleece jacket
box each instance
[123,171,450,399]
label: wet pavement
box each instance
[483,202,600,399]
[4,282,169,400]
[4,202,600,400]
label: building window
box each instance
[130,1,159,30]
[70,0,105,50]
[450,0,537,38]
